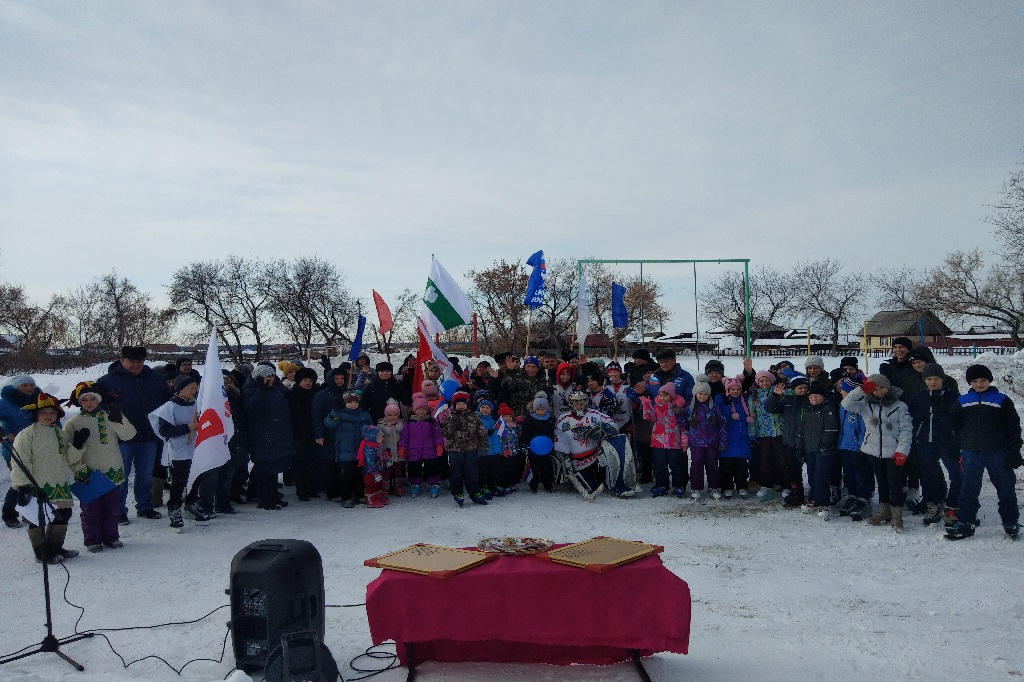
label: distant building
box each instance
[860,310,951,350]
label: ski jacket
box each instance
[907,388,958,447]
[685,397,727,449]
[720,394,753,460]
[837,406,866,452]
[748,387,783,438]
[640,396,687,450]
[519,412,555,455]
[323,407,372,462]
[798,401,839,453]
[398,415,443,462]
[952,386,1022,454]
[441,409,488,453]
[840,386,912,459]
[764,391,807,447]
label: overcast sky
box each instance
[2,1,1022,334]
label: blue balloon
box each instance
[441,379,461,401]
[529,436,553,456]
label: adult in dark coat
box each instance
[648,349,696,405]
[312,366,349,497]
[242,365,295,510]
[1,375,41,528]
[360,362,404,423]
[879,337,919,400]
[96,346,171,521]
[287,368,319,501]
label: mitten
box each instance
[860,380,877,393]
[672,396,685,409]
[72,428,90,450]
[1006,450,1023,469]
[746,414,755,424]
[892,451,907,466]
[435,445,444,457]
[106,403,123,423]
[74,469,89,483]
[17,487,32,506]
[397,446,407,460]
[320,355,332,371]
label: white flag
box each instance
[575,271,591,346]
[187,327,234,492]
[419,257,473,336]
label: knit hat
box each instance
[162,363,179,379]
[342,390,361,403]
[338,361,352,372]
[384,398,402,417]
[805,355,825,369]
[631,348,653,362]
[562,350,579,362]
[921,363,944,380]
[532,392,550,412]
[704,359,725,375]
[692,381,712,396]
[838,378,860,393]
[497,403,514,417]
[605,361,622,373]
[376,361,394,373]
[277,360,300,375]
[829,368,845,384]
[451,390,471,406]
[657,383,676,398]
[754,370,775,385]
[892,337,914,351]
[411,392,428,412]
[965,364,993,383]
[840,356,858,369]
[523,356,540,368]
[807,383,827,396]
[173,374,199,393]
[789,377,808,389]
[294,367,318,385]
[9,374,35,388]
[865,373,891,390]
[477,399,494,411]
[70,381,102,406]
[252,364,276,380]
[907,347,932,363]
[121,346,147,360]
[421,380,439,398]
[22,392,65,417]
[723,376,743,391]
[654,348,676,361]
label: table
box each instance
[365,547,690,671]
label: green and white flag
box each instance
[420,257,472,336]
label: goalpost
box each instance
[575,258,752,358]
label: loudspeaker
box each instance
[264,630,340,682]
[229,539,326,672]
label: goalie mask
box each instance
[569,390,590,417]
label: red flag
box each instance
[412,323,431,397]
[372,290,394,335]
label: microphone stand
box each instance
[0,436,93,672]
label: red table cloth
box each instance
[365,549,690,666]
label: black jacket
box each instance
[798,401,839,452]
[952,386,1022,454]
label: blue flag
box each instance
[611,282,628,328]
[348,315,367,361]
[523,250,547,309]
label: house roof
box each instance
[862,310,951,337]
[706,317,786,335]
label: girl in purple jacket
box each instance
[686,378,728,501]
[398,393,445,498]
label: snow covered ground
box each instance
[1,353,1022,682]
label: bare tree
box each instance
[169,257,274,363]
[0,283,68,372]
[871,267,958,351]
[985,154,1024,266]
[369,287,419,356]
[535,258,580,356]
[792,259,867,352]
[916,249,1024,349]
[266,256,358,355]
[54,271,169,354]
[700,266,796,342]
[465,260,529,355]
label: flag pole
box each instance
[525,308,532,358]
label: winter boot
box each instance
[848,498,870,522]
[650,486,667,498]
[838,496,857,517]
[905,488,926,515]
[944,520,976,540]
[45,524,78,560]
[410,484,420,498]
[366,492,387,509]
[27,526,44,562]
[429,485,441,498]
[923,503,943,526]
[471,493,488,505]
[866,503,892,526]
[944,508,958,527]
[454,494,465,508]
[891,506,904,532]
[151,477,166,508]
[168,505,184,528]
[1004,522,1020,539]
[829,486,841,508]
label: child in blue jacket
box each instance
[836,378,871,520]
[324,390,372,508]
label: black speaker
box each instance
[229,539,326,672]
[264,630,340,682]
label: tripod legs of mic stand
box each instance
[0,632,95,671]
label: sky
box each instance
[2,1,1023,335]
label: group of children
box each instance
[3,345,1019,564]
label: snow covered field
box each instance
[1,354,1022,682]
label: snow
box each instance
[1,355,1022,682]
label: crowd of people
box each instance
[1,336,1020,563]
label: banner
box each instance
[611,282,628,328]
[575,271,590,348]
[372,290,394,335]
[523,250,546,309]
[187,327,234,493]
[348,315,367,361]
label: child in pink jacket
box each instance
[639,383,689,498]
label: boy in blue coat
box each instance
[836,378,871,521]
[324,390,372,508]
[946,364,1021,540]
